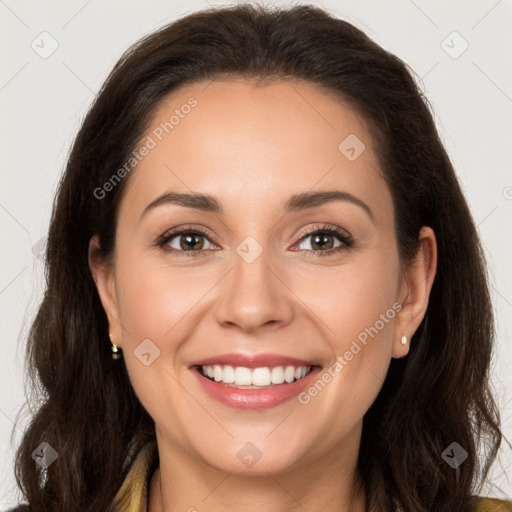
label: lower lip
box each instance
[192,366,322,410]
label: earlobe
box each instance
[88,235,123,348]
[392,226,437,358]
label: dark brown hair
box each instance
[10,3,505,511]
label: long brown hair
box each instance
[10,3,504,511]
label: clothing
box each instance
[111,440,159,512]
[476,499,512,512]
[112,440,512,512]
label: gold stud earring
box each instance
[109,333,122,360]
[400,334,407,345]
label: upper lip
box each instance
[190,352,319,369]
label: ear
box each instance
[88,234,123,349]
[392,226,437,359]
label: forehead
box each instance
[118,78,390,223]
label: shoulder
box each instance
[473,496,512,511]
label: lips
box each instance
[190,352,319,369]
[189,352,322,410]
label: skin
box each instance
[89,79,437,512]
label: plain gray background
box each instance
[1,0,511,507]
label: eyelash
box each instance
[156,224,354,258]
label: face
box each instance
[90,79,435,476]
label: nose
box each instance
[214,243,294,334]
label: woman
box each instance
[8,3,511,511]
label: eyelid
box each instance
[294,224,352,245]
[156,224,219,255]
[157,223,353,255]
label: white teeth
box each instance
[222,365,235,383]
[271,366,285,384]
[284,366,295,383]
[200,364,312,387]
[213,365,223,382]
[234,367,252,386]
[252,367,271,386]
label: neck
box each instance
[149,430,366,512]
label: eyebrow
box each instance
[140,190,374,222]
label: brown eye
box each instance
[175,232,206,251]
[157,224,353,258]
[158,227,217,257]
[294,225,353,257]
[299,232,338,251]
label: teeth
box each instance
[271,366,285,384]
[252,367,271,386]
[234,367,252,385]
[284,366,295,383]
[200,364,312,387]
[222,365,235,383]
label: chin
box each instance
[195,439,307,476]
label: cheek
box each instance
[328,252,399,403]
[296,260,398,445]
[294,247,399,411]
[115,252,202,343]
[293,249,400,349]
[113,254,196,432]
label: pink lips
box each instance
[190,351,321,410]
[190,352,318,369]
